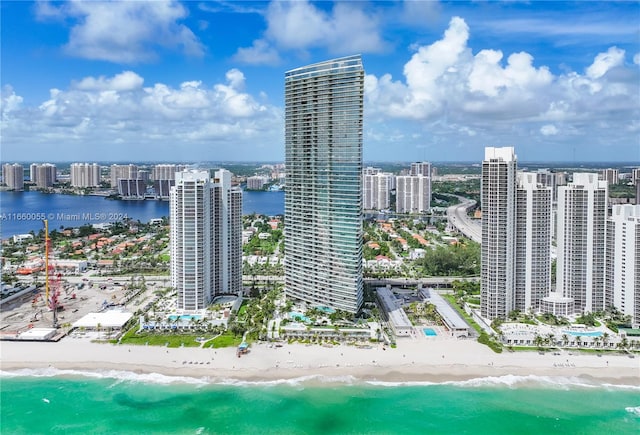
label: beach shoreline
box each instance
[2,337,638,387]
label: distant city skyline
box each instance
[2,1,639,162]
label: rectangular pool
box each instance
[423,328,437,336]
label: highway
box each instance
[446,196,482,243]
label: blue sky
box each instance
[1,1,639,163]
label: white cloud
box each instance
[2,70,282,160]
[586,46,624,79]
[634,53,640,65]
[234,1,386,64]
[363,16,639,160]
[366,16,639,126]
[233,39,281,65]
[36,0,204,63]
[540,124,559,136]
[400,0,441,26]
[73,71,144,91]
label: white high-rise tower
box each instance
[170,169,242,311]
[606,204,640,327]
[515,172,552,311]
[481,147,517,319]
[556,173,608,313]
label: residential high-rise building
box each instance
[481,147,517,319]
[110,164,138,188]
[599,168,619,185]
[2,163,24,190]
[410,161,432,177]
[606,205,640,327]
[395,175,431,213]
[631,168,640,185]
[536,169,560,202]
[363,171,393,210]
[118,179,146,199]
[246,175,269,190]
[170,169,242,311]
[556,173,608,313]
[28,163,56,188]
[284,55,364,313]
[70,163,101,187]
[137,170,150,184]
[153,164,187,181]
[515,172,552,312]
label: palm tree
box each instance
[562,334,569,347]
[546,333,555,347]
[533,334,543,348]
[574,335,582,348]
[602,332,610,348]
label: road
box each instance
[446,196,482,243]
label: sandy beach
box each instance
[2,336,638,386]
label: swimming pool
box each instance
[315,306,336,314]
[289,312,310,322]
[423,328,437,337]
[168,315,202,322]
[562,330,603,337]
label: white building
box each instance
[70,163,101,187]
[110,164,138,188]
[153,164,187,181]
[410,161,432,177]
[515,172,552,312]
[363,171,393,210]
[284,55,364,313]
[170,169,242,311]
[481,147,517,319]
[30,163,57,188]
[599,168,619,185]
[2,163,24,190]
[606,205,640,327]
[556,173,608,313]
[246,175,269,190]
[396,175,431,213]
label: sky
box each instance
[1,0,639,163]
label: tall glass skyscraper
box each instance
[284,55,364,313]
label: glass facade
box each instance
[284,55,364,313]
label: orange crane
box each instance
[44,220,61,328]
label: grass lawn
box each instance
[119,328,204,347]
[203,333,243,348]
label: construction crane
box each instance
[44,220,61,328]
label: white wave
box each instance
[213,374,358,387]
[367,375,640,391]
[0,367,209,386]
[625,406,640,416]
[2,369,638,391]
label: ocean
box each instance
[0,190,284,239]
[1,370,638,434]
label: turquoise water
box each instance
[289,311,310,322]
[316,306,336,314]
[168,315,202,322]
[563,330,603,337]
[423,328,437,336]
[1,370,638,434]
